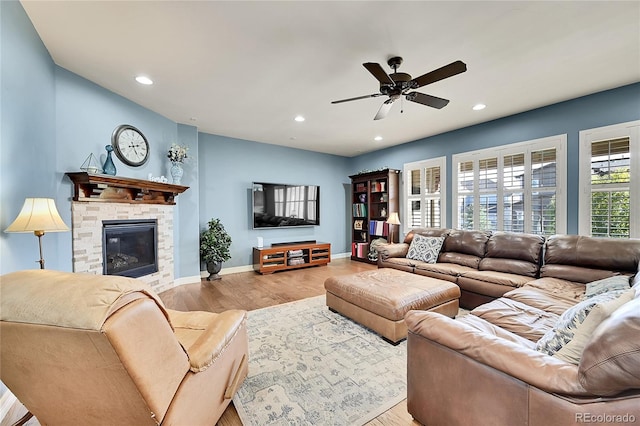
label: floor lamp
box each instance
[5,198,70,269]
[386,212,401,243]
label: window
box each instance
[452,135,566,235]
[403,157,446,230]
[579,121,639,238]
[274,185,318,221]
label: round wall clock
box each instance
[111,124,150,167]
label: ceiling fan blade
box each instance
[331,93,382,104]
[374,99,395,120]
[406,92,450,109]
[363,62,395,85]
[410,60,467,89]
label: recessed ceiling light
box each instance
[472,103,486,111]
[374,136,383,141]
[294,115,305,122]
[135,75,153,85]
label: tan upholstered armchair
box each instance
[0,270,248,425]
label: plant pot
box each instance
[206,261,222,281]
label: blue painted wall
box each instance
[198,133,350,268]
[1,0,57,273]
[351,83,640,234]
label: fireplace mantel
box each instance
[66,172,188,205]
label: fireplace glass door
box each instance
[102,219,158,278]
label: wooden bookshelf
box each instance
[253,242,331,274]
[349,169,400,263]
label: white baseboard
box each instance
[173,275,202,286]
[332,252,351,259]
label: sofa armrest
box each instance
[405,310,590,396]
[377,242,409,260]
[169,309,247,372]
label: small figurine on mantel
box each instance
[148,173,169,183]
[80,153,101,174]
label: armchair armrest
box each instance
[377,242,409,260]
[405,310,590,396]
[169,309,247,372]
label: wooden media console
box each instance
[253,242,331,274]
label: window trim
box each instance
[452,134,567,234]
[578,120,640,237]
[403,156,447,233]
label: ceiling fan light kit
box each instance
[332,56,467,120]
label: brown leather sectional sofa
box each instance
[379,229,640,425]
[377,228,637,309]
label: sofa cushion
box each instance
[459,270,534,288]
[540,265,619,284]
[584,275,631,299]
[542,235,640,282]
[442,229,489,258]
[479,258,540,277]
[578,296,640,396]
[403,228,450,245]
[438,252,482,269]
[471,297,559,342]
[503,278,585,315]
[486,232,545,263]
[535,289,632,360]
[407,235,445,264]
[414,261,476,277]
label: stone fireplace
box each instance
[71,203,174,293]
[66,172,188,294]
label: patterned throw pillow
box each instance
[406,235,444,264]
[584,275,631,299]
[536,289,633,363]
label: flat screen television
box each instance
[252,182,320,229]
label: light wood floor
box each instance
[3,258,420,426]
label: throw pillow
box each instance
[406,235,444,264]
[535,289,633,364]
[584,275,630,299]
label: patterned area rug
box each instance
[233,295,407,425]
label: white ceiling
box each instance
[21,1,640,157]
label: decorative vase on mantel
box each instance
[170,162,184,185]
[103,145,117,176]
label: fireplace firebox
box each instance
[102,219,158,278]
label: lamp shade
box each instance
[5,198,69,233]
[386,212,401,226]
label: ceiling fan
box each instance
[331,56,467,120]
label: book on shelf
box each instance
[352,203,367,217]
[355,183,367,192]
[371,181,387,192]
[368,220,389,237]
[356,242,369,258]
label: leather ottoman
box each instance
[324,268,460,343]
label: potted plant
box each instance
[200,218,232,281]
